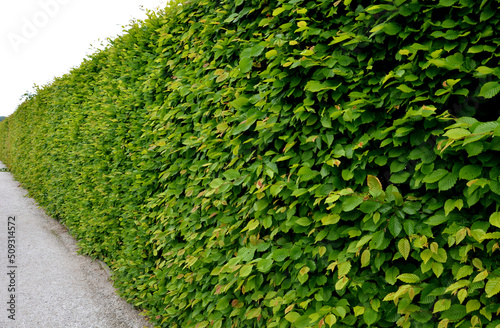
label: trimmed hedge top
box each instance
[1,0,500,327]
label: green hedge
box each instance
[1,0,500,327]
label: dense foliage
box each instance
[1,0,500,327]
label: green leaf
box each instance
[239,57,253,73]
[254,199,268,212]
[342,169,354,180]
[439,0,457,6]
[423,169,449,183]
[342,195,364,211]
[230,97,249,109]
[383,22,401,35]
[420,249,433,264]
[445,280,470,293]
[367,175,383,196]
[456,265,473,280]
[223,169,240,180]
[285,311,301,323]
[321,214,340,225]
[250,44,265,57]
[433,299,451,313]
[425,212,448,226]
[325,313,337,327]
[403,219,415,235]
[474,122,499,134]
[466,300,481,313]
[246,307,261,319]
[444,199,463,216]
[478,82,500,99]
[272,249,290,262]
[272,7,286,16]
[265,49,278,59]
[459,165,482,180]
[432,262,444,277]
[298,272,309,285]
[335,276,349,290]
[305,81,325,92]
[432,248,448,263]
[338,261,351,277]
[465,141,484,157]
[397,273,420,283]
[440,304,466,321]
[366,4,396,14]
[363,308,378,326]
[360,249,370,267]
[385,266,399,285]
[494,125,500,137]
[444,128,471,139]
[298,166,319,181]
[244,219,260,231]
[257,258,274,273]
[480,7,495,22]
[490,212,500,228]
[438,172,458,191]
[476,66,495,75]
[216,298,230,311]
[397,84,415,93]
[388,216,402,237]
[210,178,224,189]
[390,172,411,184]
[398,238,411,260]
[473,270,488,282]
[240,264,253,277]
[292,188,308,197]
[356,235,373,248]
[359,200,382,214]
[295,217,311,226]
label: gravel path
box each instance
[0,161,153,328]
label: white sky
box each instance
[0,0,169,117]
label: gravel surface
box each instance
[0,161,153,328]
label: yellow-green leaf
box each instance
[367,175,383,196]
[322,213,340,225]
[335,276,349,290]
[457,289,467,304]
[265,49,278,59]
[297,21,307,28]
[456,265,473,280]
[466,299,481,313]
[272,7,286,16]
[485,277,500,298]
[325,314,337,327]
[473,270,488,282]
[444,128,471,139]
[489,212,500,228]
[432,262,444,277]
[240,264,253,277]
[338,261,351,277]
[397,273,420,284]
[361,249,370,267]
[398,238,411,260]
[445,280,470,293]
[433,299,451,313]
[353,306,365,316]
[285,311,301,323]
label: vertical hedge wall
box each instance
[1,0,500,327]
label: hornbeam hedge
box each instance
[1,0,500,327]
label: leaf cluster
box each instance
[0,0,499,327]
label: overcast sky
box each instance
[0,0,168,117]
